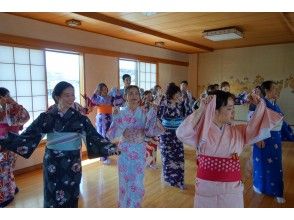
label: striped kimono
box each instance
[0,106,117,208]
[107,106,164,208]
[157,98,192,189]
[253,98,294,198]
[0,102,29,207]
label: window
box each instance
[0,46,47,127]
[0,45,82,129]
[119,59,157,91]
[45,51,81,106]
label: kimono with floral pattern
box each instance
[0,106,117,208]
[107,106,163,208]
[0,101,29,207]
[157,98,192,188]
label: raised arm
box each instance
[176,95,214,147]
[243,95,283,145]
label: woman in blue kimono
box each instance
[252,80,294,203]
[0,81,117,208]
[157,83,192,189]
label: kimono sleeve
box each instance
[81,116,117,159]
[10,103,30,125]
[176,96,215,147]
[0,113,46,158]
[242,99,283,145]
[145,107,165,137]
[106,113,125,143]
[281,121,294,142]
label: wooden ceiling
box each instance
[8,12,294,54]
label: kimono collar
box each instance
[47,104,79,119]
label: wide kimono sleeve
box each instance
[81,116,117,159]
[176,96,215,147]
[281,121,294,142]
[106,112,126,143]
[240,99,283,145]
[0,113,46,158]
[9,103,30,126]
[145,107,165,137]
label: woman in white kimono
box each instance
[176,90,283,208]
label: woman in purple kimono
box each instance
[0,87,30,207]
[157,83,192,189]
[91,83,114,164]
[107,85,164,208]
[0,82,117,208]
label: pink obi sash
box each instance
[0,123,20,137]
[196,154,241,182]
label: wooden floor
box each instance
[6,142,294,208]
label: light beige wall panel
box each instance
[198,43,294,124]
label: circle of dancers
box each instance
[0,76,293,208]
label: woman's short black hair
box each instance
[261,80,275,97]
[220,81,230,88]
[143,90,152,96]
[122,74,131,81]
[210,90,235,110]
[52,81,74,104]
[125,85,140,95]
[166,82,181,100]
[0,87,10,97]
[207,84,218,94]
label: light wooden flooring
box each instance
[6,142,294,208]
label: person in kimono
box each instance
[109,74,132,108]
[142,90,159,169]
[0,87,30,208]
[252,81,294,204]
[0,81,117,208]
[180,80,195,109]
[176,90,283,208]
[157,82,192,190]
[91,83,114,165]
[107,85,164,208]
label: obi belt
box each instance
[47,132,82,151]
[162,117,183,130]
[196,154,241,182]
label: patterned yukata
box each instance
[0,102,29,207]
[253,98,294,198]
[91,94,114,138]
[157,98,192,188]
[0,106,117,208]
[176,96,283,207]
[107,106,163,208]
[109,88,125,108]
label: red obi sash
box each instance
[97,105,112,114]
[0,123,20,137]
[196,154,241,182]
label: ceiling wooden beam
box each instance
[0,33,189,66]
[74,12,213,52]
[280,12,294,35]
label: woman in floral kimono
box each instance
[0,87,30,207]
[157,83,192,189]
[252,81,294,203]
[107,85,164,208]
[176,90,283,208]
[0,81,117,208]
[91,83,114,164]
[142,90,159,169]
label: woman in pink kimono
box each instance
[107,85,164,208]
[176,90,283,208]
[0,87,30,207]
